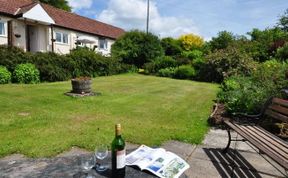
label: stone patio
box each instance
[0,128,287,178]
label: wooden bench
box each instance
[222,97,288,171]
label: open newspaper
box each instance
[126,145,190,178]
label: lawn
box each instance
[0,74,219,158]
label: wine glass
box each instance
[95,144,108,172]
[80,156,95,178]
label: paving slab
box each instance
[161,140,196,160]
[186,157,234,178]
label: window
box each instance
[0,22,5,36]
[55,32,68,44]
[99,38,107,49]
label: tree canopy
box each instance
[111,30,164,68]
[39,0,71,12]
[178,34,204,51]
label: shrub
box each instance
[157,67,176,78]
[143,56,177,74]
[0,66,11,84]
[199,46,257,83]
[29,52,72,82]
[0,45,29,72]
[161,37,182,56]
[13,63,40,84]
[111,30,164,68]
[181,50,203,60]
[276,43,288,61]
[174,65,196,79]
[68,48,121,77]
[217,60,288,114]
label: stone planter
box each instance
[71,77,92,94]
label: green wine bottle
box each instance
[111,124,126,178]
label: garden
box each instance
[0,9,287,158]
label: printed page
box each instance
[126,145,166,170]
[145,152,190,178]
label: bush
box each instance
[276,43,288,61]
[143,56,177,74]
[68,48,121,77]
[199,46,257,82]
[161,37,182,56]
[0,66,11,84]
[217,60,288,114]
[13,63,40,84]
[157,67,176,78]
[111,30,164,68]
[181,50,203,60]
[29,52,72,82]
[174,65,196,79]
[0,45,29,72]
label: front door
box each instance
[26,25,48,52]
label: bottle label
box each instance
[116,149,126,169]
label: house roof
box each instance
[0,0,125,39]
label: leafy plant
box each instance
[13,63,40,84]
[0,66,11,84]
[143,56,177,74]
[174,65,196,79]
[157,67,176,78]
[217,60,288,114]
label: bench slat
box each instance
[224,120,288,169]
[269,104,288,117]
[241,125,288,159]
[265,109,288,123]
[252,125,288,149]
[273,98,288,108]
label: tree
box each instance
[247,28,288,61]
[278,8,288,32]
[209,31,235,51]
[178,34,204,51]
[39,0,71,12]
[111,30,164,68]
[161,37,182,56]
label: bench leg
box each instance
[222,128,231,154]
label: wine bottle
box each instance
[111,124,126,178]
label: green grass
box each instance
[0,74,219,158]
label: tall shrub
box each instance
[68,48,121,77]
[111,30,164,68]
[0,45,29,72]
[29,52,72,82]
[199,46,257,82]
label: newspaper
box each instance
[126,145,190,178]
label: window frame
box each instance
[0,21,6,36]
[99,38,108,50]
[55,32,69,44]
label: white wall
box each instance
[52,27,115,55]
[13,20,27,50]
[0,15,26,51]
[0,16,9,45]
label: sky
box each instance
[67,0,288,41]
